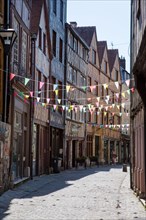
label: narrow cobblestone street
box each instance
[0,165,145,220]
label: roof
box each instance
[97,41,107,64]
[31,0,43,34]
[74,26,96,47]
[107,49,119,72]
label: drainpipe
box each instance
[129,0,133,189]
[29,33,36,179]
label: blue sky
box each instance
[67,0,130,72]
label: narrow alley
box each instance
[0,165,145,220]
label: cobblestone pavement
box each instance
[0,165,145,220]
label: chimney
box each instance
[119,56,126,69]
[70,22,77,28]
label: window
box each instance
[52,30,56,56]
[66,101,71,118]
[82,47,86,61]
[115,70,118,81]
[39,27,42,49]
[73,38,78,53]
[87,135,93,157]
[59,38,63,63]
[92,49,96,65]
[21,30,27,71]
[0,0,3,14]
[95,81,98,96]
[53,0,57,14]
[87,76,91,91]
[43,33,46,54]
[68,65,73,82]
[70,33,74,49]
[60,0,63,23]
[104,60,107,73]
[72,69,77,84]
[13,18,19,72]
[80,75,86,87]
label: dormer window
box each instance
[92,49,96,65]
[104,60,107,73]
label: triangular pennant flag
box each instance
[55,90,58,96]
[79,105,83,111]
[112,104,115,108]
[96,102,99,107]
[105,99,109,104]
[53,84,58,91]
[117,105,119,109]
[106,95,110,100]
[115,81,119,89]
[119,112,122,116]
[75,107,78,113]
[53,105,57,110]
[103,83,108,89]
[10,73,15,81]
[66,85,70,93]
[42,103,45,107]
[131,87,135,93]
[105,106,108,111]
[24,78,30,86]
[125,79,130,87]
[121,103,125,108]
[115,93,119,98]
[122,92,125,98]
[97,112,100,115]
[97,97,100,102]
[39,81,44,89]
[82,86,86,91]
[127,89,130,95]
[30,91,33,97]
[46,98,50,104]
[57,99,61,104]
[37,97,40,102]
[62,105,65,110]
[25,95,29,99]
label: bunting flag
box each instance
[112,104,115,108]
[96,102,99,107]
[82,86,86,91]
[79,105,83,111]
[122,92,125,98]
[103,83,108,89]
[46,98,50,104]
[57,99,61,104]
[62,105,65,110]
[39,81,44,89]
[55,90,58,96]
[115,81,119,89]
[25,95,29,99]
[53,84,58,91]
[121,103,125,108]
[66,85,70,93]
[10,73,15,81]
[127,89,130,95]
[105,106,108,111]
[106,95,110,100]
[104,112,107,116]
[24,78,30,86]
[115,93,119,98]
[97,112,100,115]
[53,105,57,110]
[125,79,130,87]
[119,112,122,116]
[117,105,120,109]
[105,99,109,104]
[37,97,40,102]
[42,103,45,107]
[131,87,135,93]
[30,91,33,97]
[97,97,100,102]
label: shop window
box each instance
[92,49,96,65]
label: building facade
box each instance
[130,0,146,198]
[47,0,67,170]
[31,0,52,176]
[10,0,32,182]
[65,22,89,169]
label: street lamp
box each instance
[0,28,17,122]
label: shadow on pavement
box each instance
[0,164,124,219]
